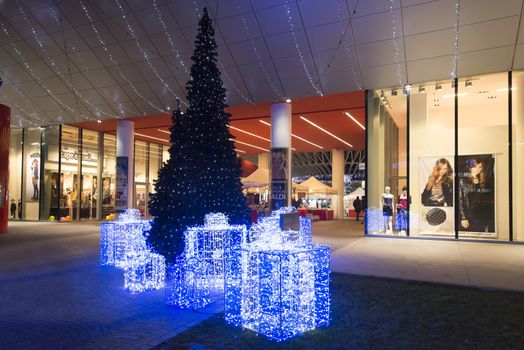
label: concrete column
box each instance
[116,120,134,213]
[258,152,269,170]
[0,105,10,234]
[332,148,345,219]
[270,102,292,210]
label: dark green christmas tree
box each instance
[148,7,249,263]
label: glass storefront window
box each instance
[513,71,524,241]
[81,130,99,220]
[135,141,148,217]
[149,143,162,217]
[8,129,22,220]
[60,126,80,221]
[22,128,42,220]
[102,134,116,220]
[409,80,455,238]
[366,88,407,235]
[458,73,509,240]
[41,126,60,221]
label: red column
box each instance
[0,104,10,234]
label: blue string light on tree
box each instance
[124,252,166,293]
[224,208,330,341]
[100,209,151,267]
[165,256,212,309]
[184,213,247,292]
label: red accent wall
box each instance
[240,158,257,178]
[0,104,10,234]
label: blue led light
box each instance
[224,208,330,342]
[124,252,166,293]
[100,209,151,267]
[165,256,212,309]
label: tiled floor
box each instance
[1,219,524,349]
[313,219,524,291]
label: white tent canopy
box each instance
[299,176,337,195]
[241,168,269,188]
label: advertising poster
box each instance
[115,156,128,214]
[26,153,40,201]
[270,148,288,210]
[419,156,455,236]
[458,154,496,238]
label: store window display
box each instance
[381,186,394,234]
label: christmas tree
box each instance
[148,8,249,263]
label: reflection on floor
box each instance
[1,219,524,348]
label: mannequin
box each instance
[381,186,394,234]
[396,186,409,235]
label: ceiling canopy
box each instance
[1,0,523,127]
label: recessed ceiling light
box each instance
[285,98,292,103]
[344,112,365,130]
[299,116,353,148]
[229,138,269,152]
[96,120,102,124]
[259,120,323,149]
[134,132,169,143]
[229,125,270,142]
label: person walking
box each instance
[353,196,362,221]
[10,199,16,219]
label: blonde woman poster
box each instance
[418,157,455,236]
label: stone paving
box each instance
[0,221,221,350]
[3,219,524,349]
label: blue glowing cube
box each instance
[100,209,150,267]
[165,256,212,309]
[225,243,330,342]
[184,213,246,291]
[124,252,166,293]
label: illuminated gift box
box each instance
[124,252,166,293]
[100,209,150,267]
[225,208,330,341]
[184,213,247,291]
[165,256,212,309]
[226,242,330,341]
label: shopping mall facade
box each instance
[4,70,524,243]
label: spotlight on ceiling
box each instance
[285,98,292,103]
[465,80,473,88]
[435,84,442,91]
[96,120,102,124]
[379,91,385,100]
[451,81,456,89]
[391,89,398,96]
[419,86,426,93]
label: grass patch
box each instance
[156,273,524,349]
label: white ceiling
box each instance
[1,0,524,127]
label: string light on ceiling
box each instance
[451,0,461,79]
[0,23,79,122]
[153,0,190,76]
[240,14,284,100]
[335,0,362,90]
[283,1,323,96]
[389,0,404,87]
[16,0,112,121]
[114,0,187,106]
[80,0,166,113]
[190,1,254,104]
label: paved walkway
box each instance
[2,219,524,349]
[313,219,524,292]
[0,221,221,350]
